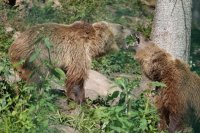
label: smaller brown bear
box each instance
[9,21,132,103]
[133,34,200,133]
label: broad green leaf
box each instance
[139,118,147,131]
[52,67,66,80]
[0,66,3,72]
[150,81,166,88]
[29,51,40,62]
[125,35,135,46]
[44,37,52,49]
[107,91,120,101]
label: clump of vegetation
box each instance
[0,24,13,57]
[55,78,160,133]
[191,29,200,74]
[0,58,60,132]
[92,51,141,76]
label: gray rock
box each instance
[85,70,121,100]
[50,125,79,133]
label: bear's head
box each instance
[92,21,133,53]
[133,33,156,63]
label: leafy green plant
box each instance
[60,0,108,22]
[0,24,13,57]
[92,51,141,76]
[101,78,159,133]
[136,23,152,39]
[191,28,200,74]
[61,55,160,133]
[0,56,61,133]
[0,28,64,132]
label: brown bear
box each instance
[8,21,133,103]
[133,34,200,133]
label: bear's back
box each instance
[23,21,96,41]
[9,22,96,62]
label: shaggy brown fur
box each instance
[134,35,200,133]
[9,21,132,103]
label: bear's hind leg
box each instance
[66,78,85,104]
[158,107,169,131]
[168,113,184,133]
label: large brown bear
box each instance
[8,21,132,103]
[134,34,200,133]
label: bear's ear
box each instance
[134,32,140,44]
[134,32,146,45]
[132,33,150,51]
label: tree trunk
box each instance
[152,0,192,62]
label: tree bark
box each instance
[152,0,192,62]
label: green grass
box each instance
[0,57,60,132]
[92,51,141,76]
